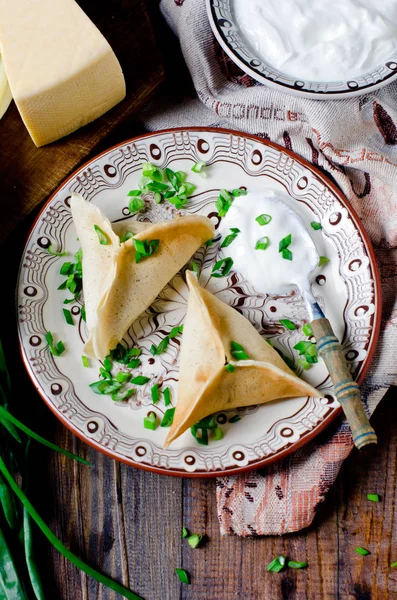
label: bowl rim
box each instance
[206,0,397,99]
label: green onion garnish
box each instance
[187,534,203,549]
[164,387,171,407]
[48,245,67,256]
[127,359,141,369]
[282,249,293,261]
[128,196,145,213]
[142,163,164,181]
[355,547,370,556]
[256,214,272,226]
[161,408,175,427]
[81,304,86,322]
[302,323,313,337]
[391,562,397,568]
[230,341,249,360]
[94,225,110,246]
[229,415,241,424]
[175,568,190,584]
[231,188,247,197]
[280,319,297,331]
[128,189,142,197]
[266,555,286,572]
[191,262,200,276]
[81,355,89,368]
[212,426,224,441]
[131,376,150,385]
[294,341,317,357]
[116,372,131,383]
[221,228,240,248]
[192,161,206,174]
[151,384,160,404]
[111,388,135,402]
[144,412,157,431]
[133,239,160,263]
[120,232,134,243]
[318,256,330,267]
[288,560,307,569]
[211,257,234,278]
[182,527,189,538]
[311,222,322,230]
[45,332,65,357]
[279,234,292,252]
[367,493,380,502]
[62,308,74,326]
[297,357,311,370]
[225,364,235,373]
[255,236,270,251]
[150,326,183,355]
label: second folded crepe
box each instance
[71,194,215,360]
[165,271,322,447]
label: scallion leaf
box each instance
[48,245,67,256]
[280,319,297,331]
[63,308,74,326]
[151,384,160,404]
[225,364,235,373]
[221,228,240,248]
[164,387,172,407]
[279,234,292,252]
[230,341,249,361]
[127,359,141,369]
[111,388,135,402]
[116,372,131,383]
[81,305,86,322]
[391,562,397,568]
[228,415,241,424]
[45,332,65,357]
[131,376,150,386]
[231,188,247,197]
[355,547,370,556]
[120,232,134,243]
[212,426,224,441]
[182,527,189,538]
[211,257,233,278]
[302,323,313,337]
[94,225,110,246]
[192,161,206,174]
[288,560,307,569]
[128,189,142,197]
[128,196,145,213]
[255,236,270,251]
[311,222,322,230]
[133,238,160,263]
[81,355,89,368]
[367,493,380,502]
[282,248,293,261]
[191,262,200,276]
[175,568,190,584]
[266,555,286,572]
[144,412,157,431]
[161,408,175,427]
[187,534,203,549]
[318,256,330,267]
[256,214,272,226]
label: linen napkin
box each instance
[140,0,397,535]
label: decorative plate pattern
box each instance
[207,0,397,99]
[17,128,381,477]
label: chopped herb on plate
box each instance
[255,236,270,251]
[161,408,175,427]
[355,547,370,556]
[175,568,190,584]
[367,493,380,502]
[230,341,249,360]
[288,560,307,569]
[266,555,286,573]
[188,534,203,549]
[211,257,233,278]
[221,228,240,248]
[45,332,65,357]
[133,238,160,263]
[318,255,330,267]
[311,221,322,230]
[280,319,297,330]
[256,214,272,226]
[144,412,157,431]
[94,225,110,245]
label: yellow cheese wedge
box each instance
[0,0,126,146]
[0,54,11,120]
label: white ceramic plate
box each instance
[207,0,397,99]
[17,128,381,477]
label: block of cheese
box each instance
[0,54,12,121]
[0,0,126,146]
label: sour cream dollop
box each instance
[218,192,317,295]
[233,0,397,81]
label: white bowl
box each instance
[207,0,397,99]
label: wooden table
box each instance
[3,2,397,599]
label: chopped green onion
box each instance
[231,188,247,197]
[192,161,206,174]
[111,388,135,402]
[229,415,241,424]
[81,304,86,322]
[280,319,297,331]
[153,337,170,355]
[63,308,74,326]
[94,225,110,246]
[175,568,190,584]
[279,234,292,252]
[255,236,270,251]
[154,192,162,204]
[116,372,131,383]
[169,325,184,338]
[149,345,157,356]
[48,245,67,256]
[45,332,65,357]
[298,357,312,370]
[256,214,272,226]
[164,387,172,406]
[191,262,200,276]
[391,562,397,568]
[133,238,160,263]
[128,348,142,357]
[221,228,240,248]
[81,355,89,368]
[187,534,203,549]
[182,527,189,538]
[127,189,142,197]
[302,323,313,337]
[161,408,175,427]
[266,555,286,572]
[318,256,330,267]
[131,376,150,386]
[128,196,145,213]
[367,494,380,502]
[355,547,370,556]
[211,257,234,278]
[311,222,322,230]
[288,560,307,569]
[216,189,234,217]
[282,249,293,261]
[120,232,134,243]
[151,384,160,404]
[205,238,213,247]
[60,262,73,275]
[294,341,317,357]
[212,426,224,441]
[230,341,249,360]
[225,364,235,373]
[144,412,157,431]
[127,359,141,369]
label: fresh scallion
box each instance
[221,228,240,248]
[63,308,74,326]
[48,245,67,256]
[216,189,234,217]
[120,232,134,243]
[128,196,145,213]
[255,236,270,251]
[187,534,203,549]
[81,355,89,368]
[266,555,286,572]
[311,222,322,230]
[94,225,110,246]
[256,214,272,226]
[182,527,189,538]
[116,372,131,383]
[391,562,397,568]
[318,256,330,267]
[191,161,206,174]
[288,560,307,569]
[230,341,249,360]
[175,568,190,584]
[367,493,380,502]
[131,376,150,386]
[279,234,292,252]
[282,248,293,261]
[151,384,160,404]
[302,323,313,337]
[161,408,175,427]
[212,426,224,441]
[280,319,297,331]
[191,262,200,276]
[45,332,65,357]
[225,364,235,373]
[133,239,160,263]
[164,387,172,407]
[144,412,157,431]
[211,257,234,278]
[355,547,370,556]
[228,415,241,424]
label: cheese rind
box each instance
[0,0,126,146]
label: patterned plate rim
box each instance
[206,0,397,99]
[17,127,382,478]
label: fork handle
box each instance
[311,318,377,450]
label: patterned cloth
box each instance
[141,0,397,535]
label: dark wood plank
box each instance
[0,0,165,243]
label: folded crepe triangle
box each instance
[165,271,322,447]
[70,194,215,360]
